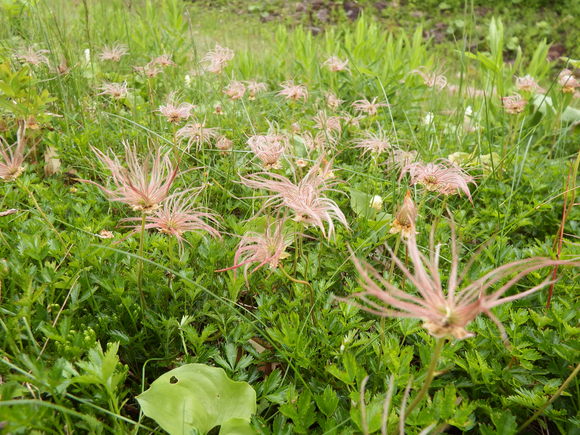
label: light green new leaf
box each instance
[137,364,257,435]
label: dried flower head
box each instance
[214,103,224,115]
[278,81,308,101]
[248,135,287,169]
[87,142,178,212]
[133,62,162,78]
[501,94,527,114]
[98,44,128,62]
[352,98,387,116]
[54,59,71,75]
[216,219,292,280]
[515,75,543,93]
[98,82,129,99]
[122,191,220,244]
[246,81,267,99]
[224,81,246,100]
[215,135,233,152]
[326,92,343,111]
[241,159,348,239]
[0,123,27,181]
[401,160,475,201]
[98,230,114,239]
[390,190,417,238]
[323,56,349,72]
[158,96,194,123]
[202,45,234,74]
[15,47,50,66]
[151,54,175,67]
[354,130,393,156]
[411,68,447,89]
[176,122,218,151]
[344,224,578,341]
[558,69,579,93]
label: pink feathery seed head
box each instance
[341,112,363,128]
[401,160,475,201]
[313,111,342,134]
[98,44,128,62]
[224,80,246,100]
[133,62,162,78]
[387,149,418,170]
[301,131,327,151]
[98,81,129,99]
[501,94,527,114]
[342,224,579,342]
[354,130,393,156]
[158,95,194,123]
[515,75,544,93]
[411,68,448,90]
[151,54,175,67]
[86,142,178,212]
[202,45,234,74]
[176,122,219,151]
[240,158,348,240]
[0,122,27,182]
[390,190,418,238]
[323,56,349,72]
[325,92,343,110]
[278,81,308,101]
[447,85,488,98]
[247,134,287,169]
[558,69,579,93]
[15,47,50,66]
[352,98,387,116]
[246,81,267,99]
[121,191,220,244]
[215,218,293,280]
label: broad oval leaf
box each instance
[137,363,256,435]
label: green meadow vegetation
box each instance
[0,0,579,433]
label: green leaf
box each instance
[137,364,257,435]
[348,188,378,220]
[315,386,339,417]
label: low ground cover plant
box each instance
[0,0,578,433]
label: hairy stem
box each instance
[279,264,316,325]
[137,212,147,309]
[405,337,445,416]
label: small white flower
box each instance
[465,106,473,117]
[423,112,434,125]
[370,195,383,211]
[184,74,191,86]
[84,48,91,63]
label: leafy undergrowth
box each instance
[0,0,579,434]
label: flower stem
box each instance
[388,235,401,278]
[279,264,316,325]
[405,337,445,416]
[137,212,147,309]
[518,362,580,433]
